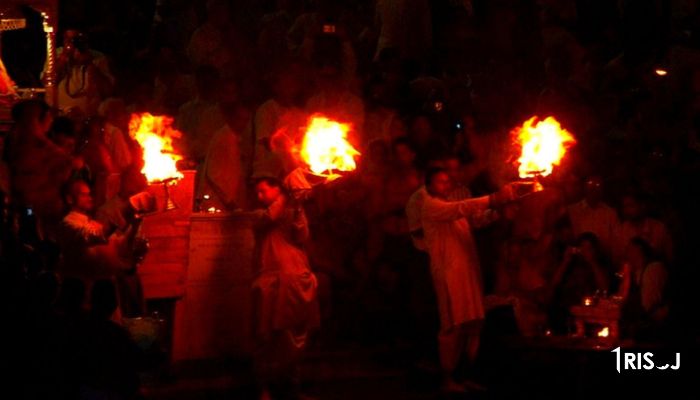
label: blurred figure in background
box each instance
[617,191,674,264]
[98,98,134,173]
[249,62,306,180]
[9,100,83,236]
[567,176,619,259]
[493,238,550,337]
[374,0,432,62]
[618,237,670,339]
[306,59,364,131]
[175,65,225,163]
[55,30,114,117]
[548,233,611,333]
[198,101,250,211]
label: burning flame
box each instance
[513,116,576,178]
[0,58,17,96]
[654,69,668,76]
[597,327,610,338]
[299,115,360,176]
[129,113,183,183]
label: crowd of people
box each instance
[2,0,700,398]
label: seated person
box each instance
[617,237,669,339]
[58,179,154,298]
[493,238,552,336]
[547,232,611,333]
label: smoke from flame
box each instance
[299,115,360,176]
[128,113,183,183]
[513,116,576,179]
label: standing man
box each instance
[250,178,319,400]
[421,168,517,393]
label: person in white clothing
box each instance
[249,64,306,179]
[567,176,619,258]
[421,168,519,393]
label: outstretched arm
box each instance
[422,183,518,222]
[422,195,491,222]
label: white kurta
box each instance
[421,194,490,330]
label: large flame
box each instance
[299,115,360,176]
[0,58,16,97]
[513,116,575,178]
[128,113,183,183]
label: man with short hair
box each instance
[59,179,154,314]
[421,168,518,393]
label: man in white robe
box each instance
[421,168,516,392]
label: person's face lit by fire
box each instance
[67,181,94,213]
[584,177,603,207]
[256,180,282,206]
[428,171,453,199]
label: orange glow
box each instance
[597,327,610,338]
[129,113,183,183]
[299,115,360,176]
[0,58,16,96]
[654,69,668,76]
[513,116,576,179]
